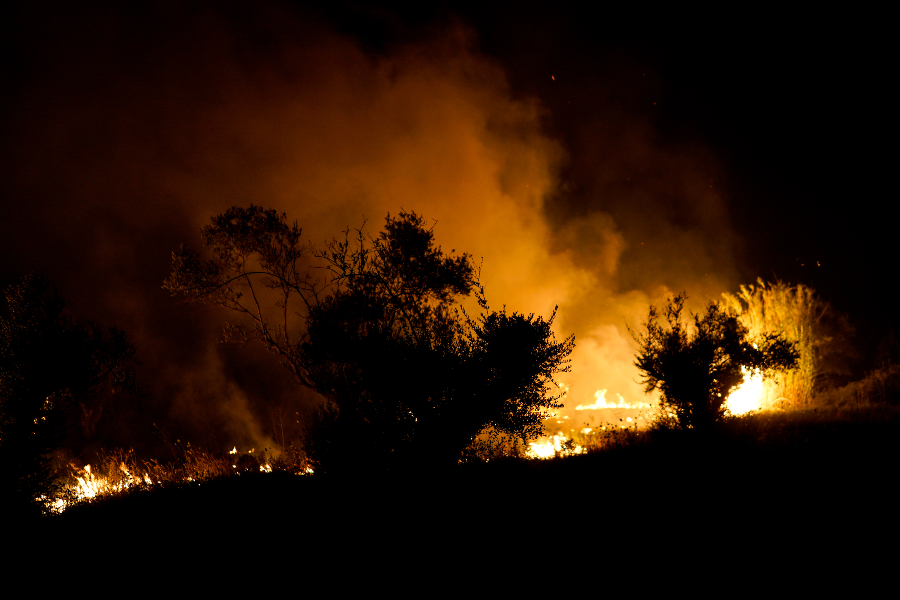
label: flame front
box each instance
[45,462,154,514]
[576,389,653,410]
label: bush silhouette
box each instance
[166,207,574,472]
[632,293,798,432]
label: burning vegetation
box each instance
[631,292,799,431]
[163,206,574,474]
[45,442,312,515]
[721,279,850,411]
[5,264,892,519]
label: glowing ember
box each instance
[725,366,764,415]
[575,389,652,410]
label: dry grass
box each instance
[47,366,900,517]
[460,427,530,462]
[722,279,830,410]
[52,441,312,513]
[814,365,900,409]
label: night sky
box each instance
[1,2,891,454]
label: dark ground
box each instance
[41,407,899,547]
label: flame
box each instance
[45,462,155,514]
[73,464,103,501]
[44,443,316,513]
[527,433,584,459]
[527,386,652,459]
[575,389,653,410]
[724,366,764,415]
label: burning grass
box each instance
[48,441,311,515]
[42,405,900,535]
[41,368,900,522]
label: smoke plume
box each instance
[1,3,741,452]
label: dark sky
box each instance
[1,2,891,453]
[458,3,891,319]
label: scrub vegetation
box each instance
[164,206,574,473]
[4,231,898,523]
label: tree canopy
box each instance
[632,293,798,431]
[165,207,574,472]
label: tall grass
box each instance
[722,279,832,410]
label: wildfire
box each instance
[525,388,652,459]
[43,444,313,514]
[724,366,764,415]
[43,461,156,514]
[575,389,653,410]
[527,433,584,459]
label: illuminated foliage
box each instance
[166,207,574,472]
[0,274,135,515]
[721,279,851,409]
[632,293,798,431]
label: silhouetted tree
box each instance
[0,274,136,515]
[165,207,574,472]
[164,204,319,387]
[632,293,798,431]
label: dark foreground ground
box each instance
[17,406,896,583]
[37,407,900,546]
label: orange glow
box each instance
[724,367,764,415]
[575,389,652,410]
[46,462,155,514]
[527,433,584,459]
[46,445,313,513]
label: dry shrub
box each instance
[268,443,312,474]
[460,427,529,462]
[578,423,642,454]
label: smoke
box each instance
[0,3,741,452]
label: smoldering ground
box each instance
[1,3,746,455]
